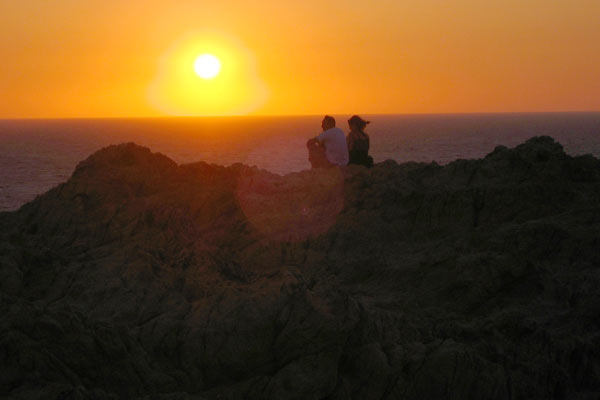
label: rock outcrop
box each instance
[1,136,600,399]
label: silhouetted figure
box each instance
[307,115,349,168]
[347,115,373,167]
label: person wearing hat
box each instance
[346,115,373,167]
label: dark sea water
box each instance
[1,113,599,212]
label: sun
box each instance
[148,32,268,115]
[194,54,221,79]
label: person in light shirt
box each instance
[306,115,349,168]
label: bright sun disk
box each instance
[194,54,221,79]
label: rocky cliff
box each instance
[1,136,600,399]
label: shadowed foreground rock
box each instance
[1,136,600,399]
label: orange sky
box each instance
[1,0,599,117]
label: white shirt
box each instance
[317,127,349,166]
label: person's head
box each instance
[321,115,336,131]
[348,115,370,132]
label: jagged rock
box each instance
[1,136,600,399]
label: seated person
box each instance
[306,115,349,168]
[346,115,373,167]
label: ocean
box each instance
[1,112,599,212]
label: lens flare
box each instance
[236,167,345,242]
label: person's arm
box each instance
[306,136,319,147]
[316,130,331,144]
[347,131,355,152]
[308,131,327,148]
[307,130,327,147]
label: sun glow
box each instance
[194,54,221,79]
[148,32,268,116]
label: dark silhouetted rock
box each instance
[1,136,600,399]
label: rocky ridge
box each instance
[1,136,600,399]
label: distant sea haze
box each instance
[1,112,599,212]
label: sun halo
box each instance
[148,32,268,116]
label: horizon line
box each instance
[1,110,599,121]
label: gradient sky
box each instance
[1,0,599,117]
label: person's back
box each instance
[307,115,349,168]
[317,126,349,166]
[346,115,373,167]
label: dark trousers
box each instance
[349,150,373,168]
